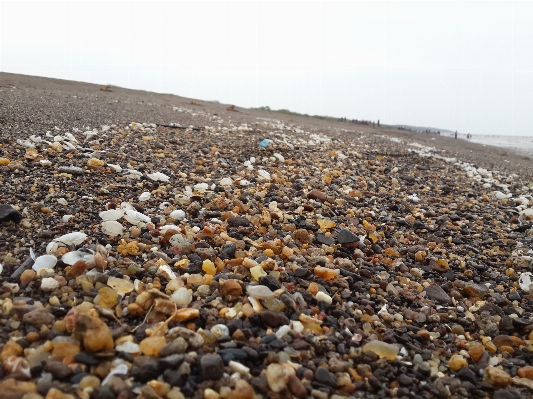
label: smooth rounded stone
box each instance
[159,340,188,357]
[101,220,124,236]
[99,209,124,221]
[211,324,230,338]
[448,354,468,371]
[171,287,192,306]
[307,190,326,202]
[484,366,512,387]
[22,309,54,329]
[231,379,255,399]
[167,327,204,348]
[246,284,275,300]
[260,311,290,327]
[40,277,60,291]
[199,354,224,381]
[517,366,533,379]
[287,374,307,399]
[315,366,336,387]
[169,234,190,253]
[58,165,85,175]
[33,255,57,271]
[170,210,186,220]
[315,291,332,305]
[79,375,101,390]
[0,204,23,223]
[424,285,452,305]
[44,361,72,380]
[266,363,289,392]
[337,228,359,244]
[463,282,490,298]
[140,336,167,356]
[362,340,399,361]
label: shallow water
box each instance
[447,133,533,158]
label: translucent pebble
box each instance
[171,287,192,306]
[219,178,233,186]
[275,325,291,339]
[147,172,170,182]
[101,221,124,236]
[33,255,57,271]
[54,232,87,246]
[138,192,151,202]
[96,287,118,308]
[57,198,68,205]
[362,340,399,361]
[250,266,267,281]
[99,209,124,221]
[107,276,134,294]
[202,260,216,276]
[170,210,186,220]
[193,183,209,191]
[262,298,285,312]
[124,210,150,224]
[315,291,332,305]
[62,215,73,223]
[229,360,250,375]
[246,285,275,300]
[211,324,230,338]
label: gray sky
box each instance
[2,1,532,136]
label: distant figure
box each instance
[377,120,380,127]
[455,131,457,139]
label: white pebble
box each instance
[170,209,186,220]
[171,287,192,306]
[211,324,230,338]
[40,277,59,291]
[229,360,250,375]
[275,325,291,338]
[315,291,332,305]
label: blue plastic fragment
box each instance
[259,139,271,148]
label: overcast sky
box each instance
[2,1,532,136]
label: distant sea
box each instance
[444,133,533,158]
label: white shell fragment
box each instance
[124,210,151,224]
[147,172,170,182]
[101,221,124,236]
[99,209,124,221]
[519,272,533,293]
[138,192,151,202]
[54,232,88,246]
[33,255,58,271]
[61,251,94,266]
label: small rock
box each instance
[260,311,290,327]
[307,190,326,202]
[315,366,336,387]
[425,285,451,305]
[337,229,359,244]
[199,354,224,381]
[266,363,288,392]
[73,314,114,352]
[23,309,54,326]
[484,366,512,388]
[287,375,307,398]
[0,205,23,224]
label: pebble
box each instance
[0,204,23,223]
[199,354,224,381]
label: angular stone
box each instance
[425,285,451,305]
[199,354,224,381]
[485,366,512,388]
[337,229,359,244]
[315,366,336,387]
[220,279,242,297]
[260,311,290,327]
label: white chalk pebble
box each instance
[40,277,59,291]
[170,209,186,220]
[315,291,332,305]
[275,325,291,338]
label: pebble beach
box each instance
[2,72,533,399]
